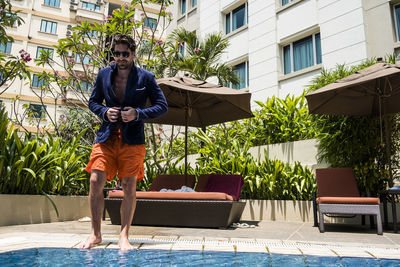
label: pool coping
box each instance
[1,233,400,260]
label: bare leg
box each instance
[81,169,107,249]
[118,176,137,251]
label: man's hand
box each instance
[121,107,137,122]
[106,107,121,122]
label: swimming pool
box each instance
[1,248,399,267]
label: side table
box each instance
[380,186,400,233]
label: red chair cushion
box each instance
[108,190,234,200]
[317,196,380,204]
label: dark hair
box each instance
[112,34,136,52]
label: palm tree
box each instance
[169,28,240,87]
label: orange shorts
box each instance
[85,130,146,181]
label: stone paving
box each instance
[0,219,400,260]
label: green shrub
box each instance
[0,108,90,195]
[250,93,318,145]
[193,129,316,200]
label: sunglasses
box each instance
[114,51,130,58]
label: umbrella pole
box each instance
[185,107,188,186]
[383,113,393,187]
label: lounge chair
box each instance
[104,174,246,228]
[312,168,383,235]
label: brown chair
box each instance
[313,168,382,235]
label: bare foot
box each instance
[80,234,101,249]
[118,236,134,251]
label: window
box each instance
[32,74,48,88]
[394,4,400,41]
[32,74,47,88]
[40,20,57,34]
[44,0,60,8]
[283,33,321,74]
[0,71,6,84]
[144,18,157,29]
[282,0,295,6]
[225,3,247,34]
[36,47,54,59]
[179,42,185,57]
[29,104,46,119]
[180,0,196,15]
[232,61,249,90]
[0,42,12,54]
[180,0,186,15]
[82,2,100,12]
[76,53,90,64]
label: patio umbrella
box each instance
[146,76,254,184]
[305,62,400,186]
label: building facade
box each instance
[2,0,400,129]
[170,0,398,108]
[2,0,165,131]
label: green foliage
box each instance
[250,93,318,145]
[177,93,318,149]
[308,58,400,194]
[58,108,100,146]
[193,130,315,200]
[165,131,200,158]
[314,114,390,194]
[0,108,90,195]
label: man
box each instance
[81,34,168,250]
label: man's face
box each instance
[114,43,135,70]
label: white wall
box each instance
[248,0,279,106]
[318,0,367,68]
[199,1,221,36]
[277,0,318,41]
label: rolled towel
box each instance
[180,186,195,192]
[159,186,195,192]
[160,188,174,192]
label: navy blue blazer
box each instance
[88,63,168,145]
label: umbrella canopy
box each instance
[306,63,400,116]
[149,76,253,127]
[146,76,254,181]
[305,62,400,186]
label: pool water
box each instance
[0,248,399,267]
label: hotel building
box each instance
[2,0,399,129]
[168,0,398,107]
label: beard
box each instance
[117,60,133,70]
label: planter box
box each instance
[0,194,90,226]
[241,199,314,222]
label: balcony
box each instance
[75,8,104,24]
